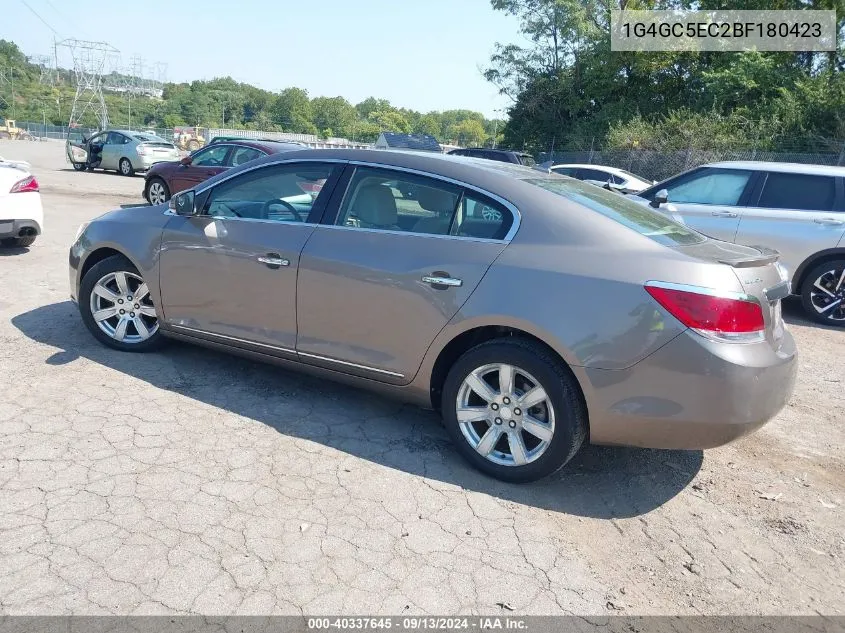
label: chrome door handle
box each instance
[814,218,844,226]
[422,275,463,287]
[258,255,289,267]
[711,211,738,218]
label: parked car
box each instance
[546,164,655,194]
[633,161,845,326]
[66,130,180,177]
[448,147,536,167]
[0,164,42,248]
[71,149,796,482]
[143,140,306,205]
[0,154,32,170]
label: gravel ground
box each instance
[0,139,843,616]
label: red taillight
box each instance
[10,175,39,194]
[645,283,765,342]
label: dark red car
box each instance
[142,140,306,205]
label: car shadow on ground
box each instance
[782,296,844,332]
[12,301,703,519]
[0,246,30,256]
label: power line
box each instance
[19,0,59,35]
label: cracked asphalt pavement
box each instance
[0,140,843,615]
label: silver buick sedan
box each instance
[69,149,797,482]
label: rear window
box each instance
[525,178,705,246]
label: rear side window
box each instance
[526,177,704,246]
[757,172,836,211]
[456,192,513,240]
[518,154,536,167]
[578,168,612,182]
[551,167,577,177]
[229,146,263,166]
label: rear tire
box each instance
[119,158,134,177]
[79,255,166,352]
[187,140,200,151]
[1,236,36,248]
[800,259,845,326]
[441,338,587,483]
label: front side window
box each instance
[192,144,230,167]
[757,172,836,211]
[229,146,264,166]
[204,163,336,223]
[336,167,460,235]
[526,177,704,246]
[664,169,752,206]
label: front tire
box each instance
[0,236,36,248]
[146,177,170,205]
[72,161,87,172]
[79,255,165,352]
[800,259,845,326]
[441,338,587,483]
[119,158,134,177]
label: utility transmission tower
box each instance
[28,55,54,85]
[57,39,119,130]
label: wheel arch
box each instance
[792,247,845,293]
[79,245,142,286]
[428,325,589,434]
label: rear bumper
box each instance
[581,329,798,449]
[0,218,41,239]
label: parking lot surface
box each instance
[0,139,843,615]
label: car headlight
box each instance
[74,221,89,242]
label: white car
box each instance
[546,163,655,194]
[0,155,31,170]
[0,164,43,248]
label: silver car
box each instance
[67,130,181,176]
[69,149,797,482]
[635,161,845,326]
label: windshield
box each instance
[524,177,705,246]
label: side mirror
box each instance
[180,155,193,166]
[650,189,669,208]
[169,190,196,215]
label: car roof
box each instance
[215,140,306,153]
[706,161,845,176]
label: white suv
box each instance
[635,161,845,326]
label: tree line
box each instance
[486,0,845,154]
[0,40,504,147]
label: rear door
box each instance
[649,167,755,242]
[733,170,845,280]
[295,165,513,383]
[101,132,126,170]
[170,143,231,193]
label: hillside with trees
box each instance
[486,0,845,154]
[0,40,504,146]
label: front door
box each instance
[100,132,125,170]
[170,143,232,194]
[655,167,755,242]
[733,170,845,280]
[158,161,343,351]
[296,166,512,383]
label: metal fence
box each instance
[537,147,845,182]
[12,122,372,149]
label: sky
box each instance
[4,0,525,119]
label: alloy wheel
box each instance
[456,363,555,467]
[120,159,131,175]
[809,267,845,322]
[89,271,159,343]
[148,181,167,205]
